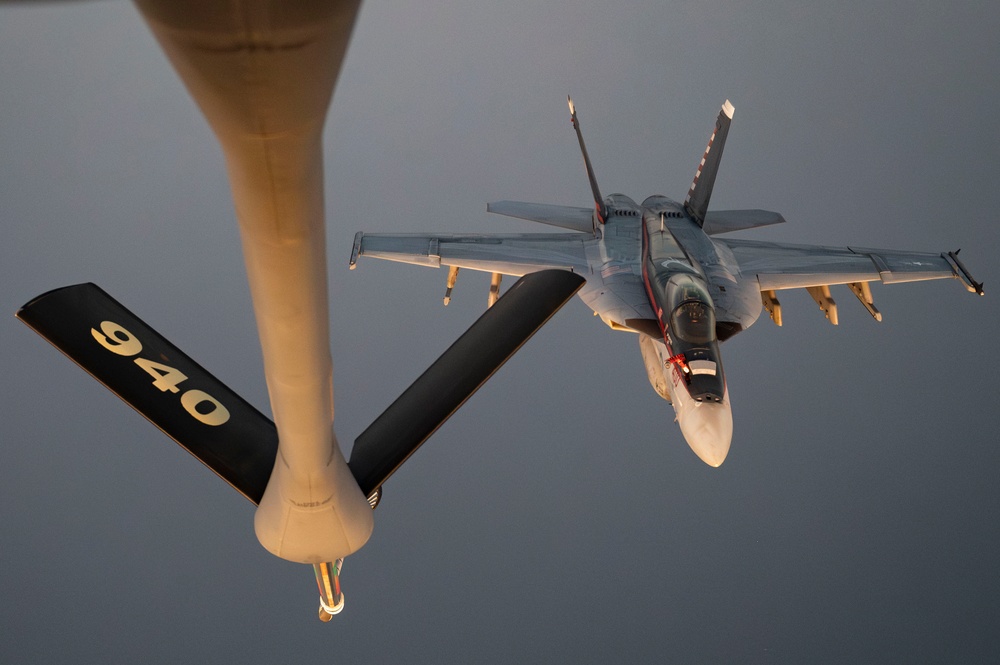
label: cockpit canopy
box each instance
[665,274,717,343]
[663,274,725,401]
[671,300,716,345]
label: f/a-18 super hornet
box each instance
[350,97,984,467]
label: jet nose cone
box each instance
[678,401,733,467]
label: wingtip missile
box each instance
[567,95,576,117]
[350,232,363,269]
[945,250,984,296]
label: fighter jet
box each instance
[350,97,984,467]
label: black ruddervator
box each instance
[16,269,584,507]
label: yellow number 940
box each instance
[91,320,230,426]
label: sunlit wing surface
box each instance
[722,239,977,290]
[351,232,591,276]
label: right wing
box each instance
[350,232,590,276]
[721,238,983,293]
[717,238,982,326]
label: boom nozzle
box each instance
[314,559,345,622]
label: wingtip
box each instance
[946,250,984,295]
[722,99,735,119]
[349,232,363,269]
[567,96,576,116]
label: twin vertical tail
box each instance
[685,100,735,227]
[567,96,735,231]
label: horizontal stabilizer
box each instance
[487,200,595,233]
[702,209,786,235]
[17,284,277,505]
[348,269,585,497]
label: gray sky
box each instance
[1,1,998,662]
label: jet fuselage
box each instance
[568,193,758,465]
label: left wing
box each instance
[350,232,590,276]
[722,238,983,293]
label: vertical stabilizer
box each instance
[684,100,735,227]
[568,97,607,227]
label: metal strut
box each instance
[488,272,502,308]
[806,285,838,325]
[761,290,782,326]
[443,266,459,306]
[848,282,882,321]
